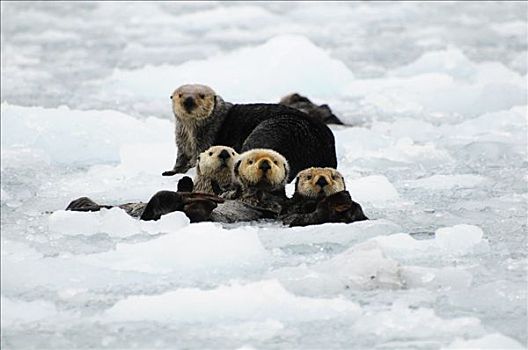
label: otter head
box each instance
[171,84,216,121]
[295,167,346,198]
[234,149,289,191]
[196,145,238,184]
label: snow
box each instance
[1,2,526,349]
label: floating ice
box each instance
[101,35,355,104]
[347,175,400,206]
[258,219,402,248]
[79,222,270,276]
[102,279,361,323]
[406,174,488,190]
[1,296,63,327]
[336,127,452,165]
[48,208,189,238]
[0,103,173,166]
[355,224,489,262]
[272,246,403,296]
[352,302,482,341]
[344,48,527,119]
[445,333,525,349]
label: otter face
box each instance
[171,84,216,121]
[234,149,289,190]
[295,167,346,198]
[197,146,238,180]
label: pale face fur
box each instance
[196,146,238,185]
[171,84,216,122]
[235,149,289,190]
[295,167,346,198]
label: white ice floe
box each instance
[352,301,482,341]
[102,279,361,323]
[0,103,173,166]
[357,224,489,260]
[49,208,189,238]
[1,296,64,327]
[102,35,354,104]
[258,219,402,248]
[444,333,525,349]
[345,48,526,119]
[405,174,488,190]
[78,222,270,276]
[347,175,400,206]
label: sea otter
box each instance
[193,145,239,195]
[142,148,290,223]
[279,93,343,125]
[162,84,337,181]
[64,176,220,219]
[280,167,368,227]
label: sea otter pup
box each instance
[142,149,289,223]
[162,84,337,182]
[193,145,239,195]
[279,93,343,125]
[281,167,368,227]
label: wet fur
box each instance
[164,84,337,181]
[281,168,368,226]
[193,145,238,195]
[279,93,343,125]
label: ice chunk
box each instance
[1,104,172,166]
[344,48,526,118]
[356,224,489,261]
[347,175,399,206]
[406,174,487,190]
[79,222,270,276]
[1,296,62,327]
[48,208,189,238]
[434,224,484,253]
[444,333,525,349]
[336,127,452,165]
[258,219,403,248]
[352,302,482,341]
[102,279,361,323]
[401,266,472,290]
[102,35,354,103]
[314,247,402,289]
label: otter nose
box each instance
[218,149,230,160]
[259,160,271,172]
[316,176,328,188]
[183,96,195,110]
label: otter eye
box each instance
[231,152,235,156]
[199,94,205,99]
[208,152,213,156]
[248,160,253,165]
[170,95,173,99]
[273,160,278,165]
[178,93,182,98]
[332,175,337,180]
